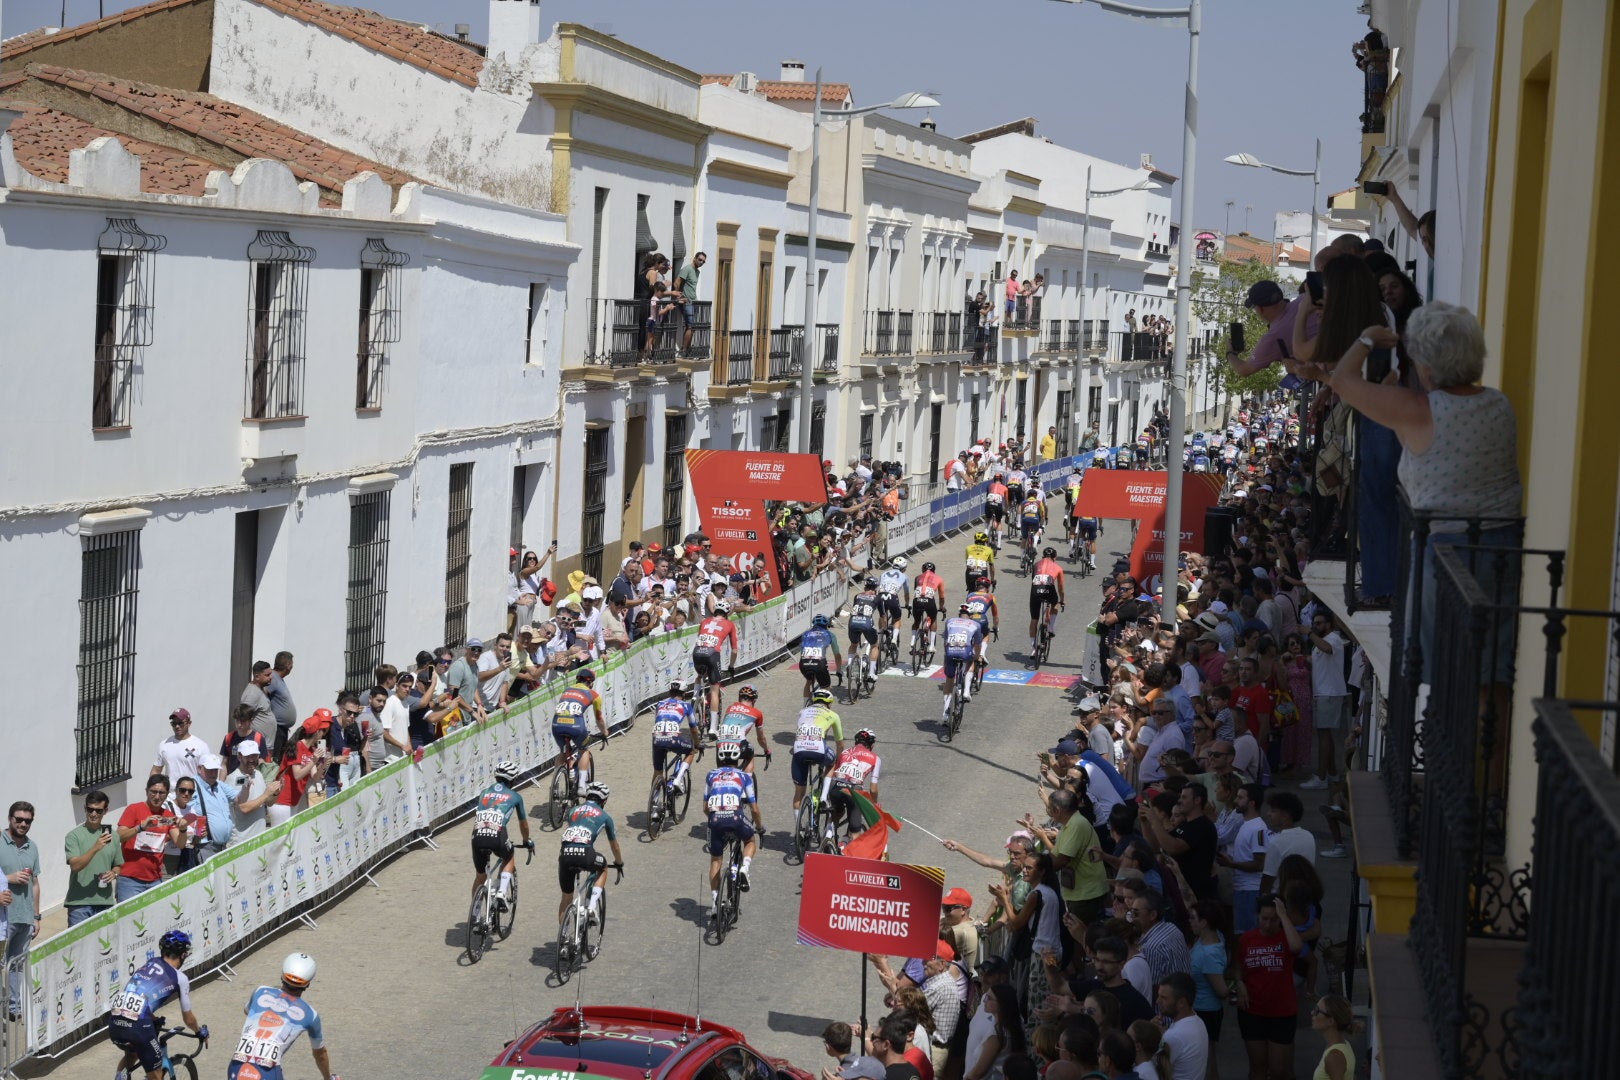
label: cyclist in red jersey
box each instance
[912,563,947,660]
[693,601,739,720]
[1028,547,1066,654]
[985,476,1010,548]
[714,685,771,773]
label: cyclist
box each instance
[799,613,842,699]
[715,684,771,773]
[1091,444,1110,472]
[704,741,763,900]
[1072,508,1101,570]
[1006,464,1027,508]
[551,669,604,796]
[471,760,533,915]
[846,579,884,684]
[230,952,332,1080]
[1018,488,1047,562]
[694,601,738,721]
[984,473,1009,548]
[652,679,703,799]
[558,780,622,928]
[963,576,1000,667]
[877,557,911,656]
[826,728,882,838]
[109,930,209,1080]
[1029,546,1067,654]
[912,561,946,661]
[791,687,845,815]
[963,531,996,595]
[940,604,987,714]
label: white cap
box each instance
[201,754,224,770]
[582,586,604,600]
[236,740,262,756]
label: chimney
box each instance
[488,0,541,65]
[919,115,937,132]
[455,23,471,41]
[779,60,805,83]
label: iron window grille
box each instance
[774,408,793,453]
[663,413,688,550]
[671,201,687,276]
[809,403,826,460]
[76,530,141,791]
[245,230,314,420]
[582,428,610,581]
[444,463,474,647]
[357,238,407,409]
[94,218,164,429]
[345,490,391,691]
[859,414,874,460]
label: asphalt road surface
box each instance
[33,510,1352,1080]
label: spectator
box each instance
[675,252,707,354]
[226,743,278,846]
[221,705,269,776]
[478,635,515,712]
[510,546,555,630]
[160,777,206,874]
[1005,270,1020,318]
[872,1014,923,1080]
[1141,784,1217,901]
[1046,787,1110,924]
[331,692,364,792]
[1308,994,1357,1080]
[1259,792,1313,895]
[962,985,1024,1080]
[2,801,41,1011]
[116,776,179,902]
[447,641,487,721]
[152,708,209,788]
[191,756,236,863]
[600,595,632,653]
[266,651,297,753]
[1235,897,1304,1080]
[1125,890,1189,986]
[1154,972,1208,1080]
[1377,185,1434,258]
[241,659,277,754]
[988,853,1062,1007]
[1218,784,1268,933]
[939,887,979,964]
[1186,899,1229,1066]
[63,790,121,926]
[380,677,414,764]
[1040,426,1058,462]
[1095,1030,1139,1079]
[271,715,330,826]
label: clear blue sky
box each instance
[6,0,1367,236]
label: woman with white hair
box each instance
[1301,301,1523,682]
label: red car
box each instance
[484,1006,814,1080]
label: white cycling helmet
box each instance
[494,760,520,784]
[890,556,909,572]
[281,952,316,991]
[585,781,611,803]
[714,599,732,614]
[670,679,690,694]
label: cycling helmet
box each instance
[715,741,743,766]
[891,556,909,571]
[974,531,989,544]
[863,577,878,589]
[714,599,732,614]
[281,952,316,990]
[975,575,991,589]
[159,930,192,959]
[922,561,936,573]
[959,603,972,615]
[669,679,689,694]
[585,780,611,804]
[737,684,759,702]
[811,687,835,707]
[576,669,596,685]
[854,728,877,748]
[1043,547,1058,559]
[494,760,520,784]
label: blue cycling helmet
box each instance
[159,930,192,958]
[812,614,830,628]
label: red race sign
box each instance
[1071,470,1225,586]
[686,450,829,596]
[796,853,944,959]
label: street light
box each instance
[1052,0,1200,624]
[796,73,940,456]
[1223,139,1322,268]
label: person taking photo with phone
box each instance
[64,790,123,926]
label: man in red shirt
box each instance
[1230,657,1274,743]
[270,713,331,826]
[116,775,181,901]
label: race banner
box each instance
[1071,470,1225,585]
[685,450,828,596]
[796,853,944,959]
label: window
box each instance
[929,403,942,477]
[511,464,533,553]
[663,413,687,549]
[93,219,162,430]
[357,238,407,409]
[761,414,779,456]
[774,407,793,453]
[1015,380,1028,440]
[809,402,826,459]
[245,230,314,419]
[671,201,687,275]
[345,490,391,691]
[581,429,610,581]
[525,283,548,366]
[1088,386,1102,428]
[588,187,608,357]
[1056,390,1073,457]
[970,394,980,446]
[76,527,141,790]
[635,193,656,280]
[859,414,874,459]
[443,463,474,646]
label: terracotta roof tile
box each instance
[3,101,220,195]
[252,0,483,88]
[2,0,201,61]
[702,74,852,104]
[2,65,419,201]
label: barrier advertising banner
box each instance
[1071,470,1225,585]
[685,449,829,596]
[796,853,945,959]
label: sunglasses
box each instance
[170,720,190,727]
[437,659,452,665]
[85,806,107,815]
[343,709,363,718]
[11,815,33,824]
[175,788,195,796]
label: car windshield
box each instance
[516,1030,681,1070]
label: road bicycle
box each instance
[909,622,936,675]
[555,860,621,981]
[791,758,833,862]
[466,840,532,963]
[545,733,603,830]
[1032,600,1057,668]
[943,658,973,741]
[1019,536,1038,578]
[692,672,716,750]
[645,749,692,841]
[709,831,747,944]
[844,656,876,702]
[148,1018,204,1080]
[878,623,901,674]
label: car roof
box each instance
[492,1007,749,1077]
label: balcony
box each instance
[919,310,970,356]
[766,327,796,381]
[861,309,915,358]
[586,297,712,367]
[723,330,753,385]
[1038,319,1070,353]
[1006,294,1042,332]
[782,323,841,377]
[1112,330,1172,364]
[1146,241,1171,258]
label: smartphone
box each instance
[102,824,114,837]
[1362,180,1389,196]
[1305,271,1324,304]
[1229,320,1245,354]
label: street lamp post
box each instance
[796,73,939,456]
[1051,0,1200,624]
[1224,138,1323,267]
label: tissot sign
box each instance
[796,853,944,959]
[1071,470,1225,584]
[685,450,828,596]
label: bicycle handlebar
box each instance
[523,841,536,864]
[612,862,624,885]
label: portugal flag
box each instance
[840,790,901,860]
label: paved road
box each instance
[34,507,1353,1080]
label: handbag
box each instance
[1271,668,1300,729]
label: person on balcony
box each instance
[1005,270,1020,318]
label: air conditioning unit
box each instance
[731,71,759,94]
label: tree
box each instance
[1191,256,1287,407]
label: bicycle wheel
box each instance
[792,798,814,862]
[583,887,606,962]
[671,765,692,824]
[466,887,492,964]
[556,905,579,979]
[847,666,863,703]
[166,1054,199,1080]
[546,767,570,830]
[498,868,518,941]
[910,634,924,676]
[646,774,667,840]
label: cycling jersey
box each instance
[230,985,324,1079]
[1008,470,1028,490]
[847,591,881,630]
[963,591,996,632]
[964,544,995,576]
[799,627,836,667]
[1031,558,1065,595]
[704,767,757,819]
[109,958,190,1027]
[877,568,908,597]
[1019,498,1044,525]
[695,616,737,655]
[716,702,764,747]
[985,483,1008,508]
[651,697,698,750]
[942,616,985,660]
[913,572,944,604]
[1063,476,1083,502]
[551,686,600,739]
[559,801,617,855]
[829,745,881,790]
[792,706,843,754]
[471,781,527,840]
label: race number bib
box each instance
[916,585,936,601]
[794,719,826,753]
[236,1035,283,1067]
[110,991,146,1021]
[986,492,1004,506]
[947,631,971,648]
[561,825,592,845]
[966,556,987,570]
[697,633,720,648]
[801,645,825,661]
[1033,573,1053,587]
[706,793,741,813]
[473,808,506,835]
[555,699,584,719]
[834,761,869,784]
[653,719,684,740]
[718,722,752,743]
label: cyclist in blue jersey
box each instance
[109,930,209,1080]
[229,952,332,1080]
[1073,510,1102,570]
[846,579,884,683]
[876,558,911,655]
[939,606,986,717]
[704,742,763,901]
[651,679,702,794]
[962,577,1000,668]
[799,614,842,699]
[551,669,605,794]
[557,781,623,928]
[470,760,533,913]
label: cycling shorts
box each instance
[109,1019,163,1074]
[1021,520,1043,540]
[827,787,869,833]
[911,598,939,624]
[706,816,756,856]
[942,654,975,680]
[552,726,588,756]
[1007,484,1025,504]
[1076,520,1098,541]
[791,746,835,786]
[691,648,723,683]
[557,848,607,892]
[1029,589,1059,619]
[848,626,877,646]
[471,833,514,873]
[799,661,831,689]
[878,594,903,621]
[229,1063,287,1080]
[985,503,1005,523]
[652,740,693,772]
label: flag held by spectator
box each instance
[841,790,900,860]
